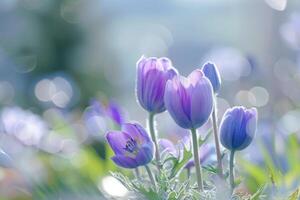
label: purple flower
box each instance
[158,139,177,156]
[136,56,178,113]
[185,144,215,169]
[106,122,154,168]
[164,69,214,129]
[220,106,257,151]
[83,100,107,138]
[202,62,221,94]
[106,100,125,126]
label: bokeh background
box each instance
[0,0,300,199]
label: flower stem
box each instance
[145,165,156,190]
[229,150,235,193]
[211,100,223,177]
[190,128,203,191]
[134,167,141,181]
[148,113,161,173]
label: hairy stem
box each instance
[229,150,235,193]
[211,100,223,177]
[148,113,161,173]
[145,165,156,190]
[191,128,203,191]
[134,167,141,181]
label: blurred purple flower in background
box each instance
[158,138,177,156]
[106,100,125,126]
[164,69,213,129]
[83,99,126,139]
[185,144,215,169]
[136,56,178,114]
[106,122,153,168]
[220,106,257,151]
[0,107,48,146]
[83,99,107,139]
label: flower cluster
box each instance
[106,56,258,198]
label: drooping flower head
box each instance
[185,144,215,169]
[106,122,154,168]
[202,62,221,94]
[164,69,214,129]
[220,106,257,151]
[158,138,177,156]
[136,56,178,113]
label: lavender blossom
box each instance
[136,56,178,113]
[220,106,257,151]
[106,122,154,168]
[164,69,214,129]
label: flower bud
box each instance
[202,62,221,94]
[136,56,178,113]
[220,106,257,151]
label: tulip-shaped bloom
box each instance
[136,56,178,113]
[202,62,221,94]
[106,122,154,168]
[220,106,257,151]
[164,69,214,129]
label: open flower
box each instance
[220,106,257,151]
[164,69,214,129]
[202,62,221,94]
[106,122,154,168]
[136,56,178,113]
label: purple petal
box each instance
[135,143,154,166]
[106,101,125,126]
[106,131,131,155]
[122,122,150,143]
[164,77,192,129]
[111,155,139,169]
[189,75,213,129]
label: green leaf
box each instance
[250,185,265,200]
[198,128,212,146]
[169,145,193,179]
[167,191,177,200]
[288,188,300,200]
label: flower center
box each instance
[124,138,138,154]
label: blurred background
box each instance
[0,0,300,199]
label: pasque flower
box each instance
[164,69,214,129]
[220,106,257,151]
[202,62,221,94]
[136,56,178,113]
[185,144,215,169]
[158,138,177,156]
[106,122,154,168]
